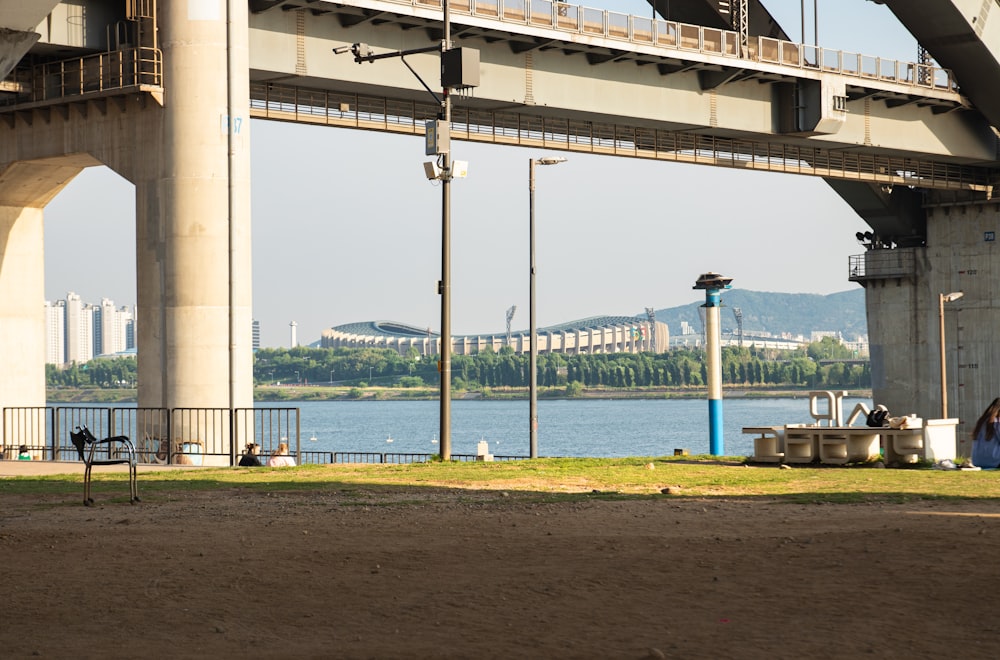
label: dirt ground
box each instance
[2,472,1000,659]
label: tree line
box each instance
[46,337,869,391]
[251,337,869,390]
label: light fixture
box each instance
[939,291,964,419]
[528,155,567,459]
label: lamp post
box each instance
[939,291,964,419]
[528,156,567,459]
[369,366,373,384]
[329,370,334,385]
[294,370,300,384]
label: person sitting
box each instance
[239,443,262,467]
[17,445,32,461]
[971,397,1000,468]
[267,442,296,467]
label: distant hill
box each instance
[651,289,867,340]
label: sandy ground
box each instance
[2,462,1000,659]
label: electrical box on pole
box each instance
[425,119,450,156]
[441,48,480,90]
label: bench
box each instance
[746,420,959,465]
[742,426,784,462]
[746,392,958,465]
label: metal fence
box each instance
[2,406,299,467]
[2,406,527,465]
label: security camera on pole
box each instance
[693,272,733,456]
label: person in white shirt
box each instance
[267,441,296,467]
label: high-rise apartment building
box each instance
[64,292,93,365]
[95,298,134,357]
[44,300,66,365]
[45,293,136,366]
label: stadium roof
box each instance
[330,315,651,339]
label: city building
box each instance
[45,293,135,366]
[44,300,65,365]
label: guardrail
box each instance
[0,46,163,107]
[251,80,993,192]
[848,248,918,283]
[368,0,957,93]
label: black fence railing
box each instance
[2,406,299,466]
[2,406,529,465]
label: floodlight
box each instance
[423,161,442,180]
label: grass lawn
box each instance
[3,456,997,504]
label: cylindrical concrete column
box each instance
[138,1,253,415]
[0,206,46,415]
[694,272,733,456]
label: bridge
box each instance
[1,0,999,457]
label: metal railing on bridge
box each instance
[0,46,163,109]
[848,248,918,283]
[250,81,994,192]
[360,0,958,94]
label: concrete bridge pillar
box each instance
[141,0,253,413]
[0,205,46,412]
[0,2,253,449]
[865,195,1000,456]
[0,157,87,450]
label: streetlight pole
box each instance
[334,2,478,462]
[294,370,299,384]
[528,156,567,459]
[329,370,334,385]
[369,366,373,384]
[439,3,452,461]
[939,291,964,419]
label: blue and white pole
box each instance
[694,273,733,456]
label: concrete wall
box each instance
[865,196,1000,456]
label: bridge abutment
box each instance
[865,195,1000,455]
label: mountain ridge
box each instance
[651,289,866,340]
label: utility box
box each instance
[425,119,450,156]
[441,47,480,90]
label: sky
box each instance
[42,0,920,348]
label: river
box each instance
[286,396,872,458]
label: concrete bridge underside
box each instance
[4,0,1000,451]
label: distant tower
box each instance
[645,307,656,351]
[506,305,517,348]
[289,321,298,348]
[733,307,744,348]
